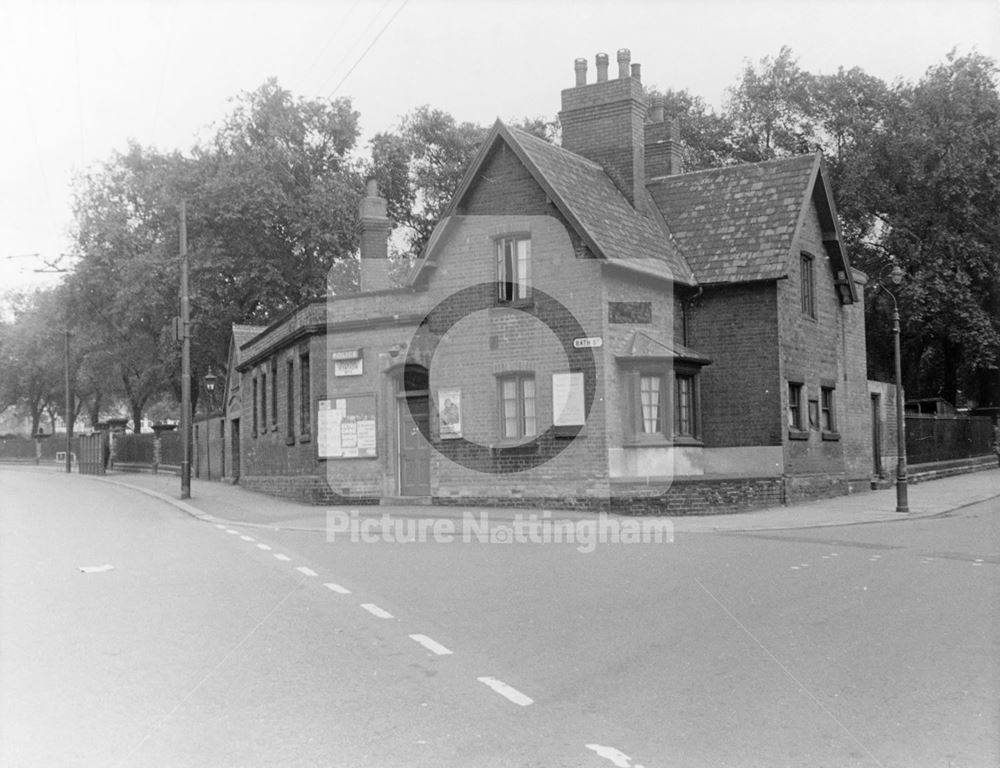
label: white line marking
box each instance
[79,564,114,573]
[830,553,839,557]
[225,529,239,535]
[324,582,351,594]
[972,562,983,566]
[800,563,810,567]
[256,543,271,551]
[821,555,830,559]
[584,743,639,767]
[240,535,255,542]
[296,566,318,577]
[274,554,291,561]
[360,603,393,619]
[409,634,453,655]
[477,676,533,706]
[215,524,226,529]
[790,566,800,570]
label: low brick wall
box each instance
[238,474,379,506]
[610,476,785,515]
[783,472,850,504]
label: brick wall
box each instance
[686,282,782,447]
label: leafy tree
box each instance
[864,51,1000,405]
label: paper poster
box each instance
[552,371,585,426]
[438,389,462,439]
[318,395,376,457]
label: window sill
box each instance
[788,429,810,441]
[298,434,311,444]
[285,436,295,446]
[623,437,704,448]
[822,431,841,441]
[492,300,535,312]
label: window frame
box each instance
[495,235,532,305]
[800,252,816,319]
[252,375,259,437]
[299,349,311,440]
[270,357,278,431]
[286,358,295,444]
[787,380,808,439]
[625,366,702,445]
[497,372,537,441]
[821,385,839,438]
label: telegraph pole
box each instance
[180,201,192,499]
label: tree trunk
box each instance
[131,404,143,434]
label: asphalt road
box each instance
[1,467,997,767]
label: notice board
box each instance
[317,394,377,458]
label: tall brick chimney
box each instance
[357,179,392,292]
[560,49,647,211]
[645,94,684,178]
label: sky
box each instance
[1,0,998,293]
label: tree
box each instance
[864,51,1000,405]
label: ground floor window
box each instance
[499,374,536,439]
[628,368,701,442]
[788,381,804,430]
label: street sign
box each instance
[573,336,603,349]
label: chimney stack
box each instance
[644,99,685,179]
[574,57,587,86]
[357,179,392,292]
[560,49,647,211]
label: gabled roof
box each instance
[615,329,711,365]
[414,121,694,287]
[232,324,266,356]
[648,153,854,298]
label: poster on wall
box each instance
[438,389,462,439]
[317,394,377,458]
[552,371,585,426]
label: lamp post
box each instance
[876,264,909,513]
[203,372,218,481]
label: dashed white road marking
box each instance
[225,529,239,535]
[830,553,839,557]
[214,524,226,529]
[800,563,810,567]
[295,566,318,577]
[584,743,643,768]
[790,566,800,570]
[869,555,881,561]
[409,634,453,655]
[256,543,271,551]
[477,676,533,706]
[240,535,255,542]
[973,559,983,566]
[324,582,351,594]
[361,603,393,619]
[274,553,291,562]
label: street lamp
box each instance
[203,372,218,481]
[875,263,909,513]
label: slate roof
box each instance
[504,126,695,285]
[615,329,712,365]
[647,153,820,285]
[232,324,266,356]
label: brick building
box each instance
[226,50,881,512]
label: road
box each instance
[1,466,997,767]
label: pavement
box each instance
[14,462,997,534]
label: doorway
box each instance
[870,394,882,477]
[396,365,430,496]
[230,418,241,480]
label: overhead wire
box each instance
[326,0,410,100]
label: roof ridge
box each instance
[647,151,819,184]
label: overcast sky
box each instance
[2,0,997,292]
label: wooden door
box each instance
[398,397,430,496]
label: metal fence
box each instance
[906,414,995,465]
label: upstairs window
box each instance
[821,386,836,432]
[497,236,531,303]
[800,253,816,318]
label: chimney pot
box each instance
[596,53,609,82]
[617,48,631,79]
[631,62,641,82]
[650,94,665,123]
[574,57,587,86]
